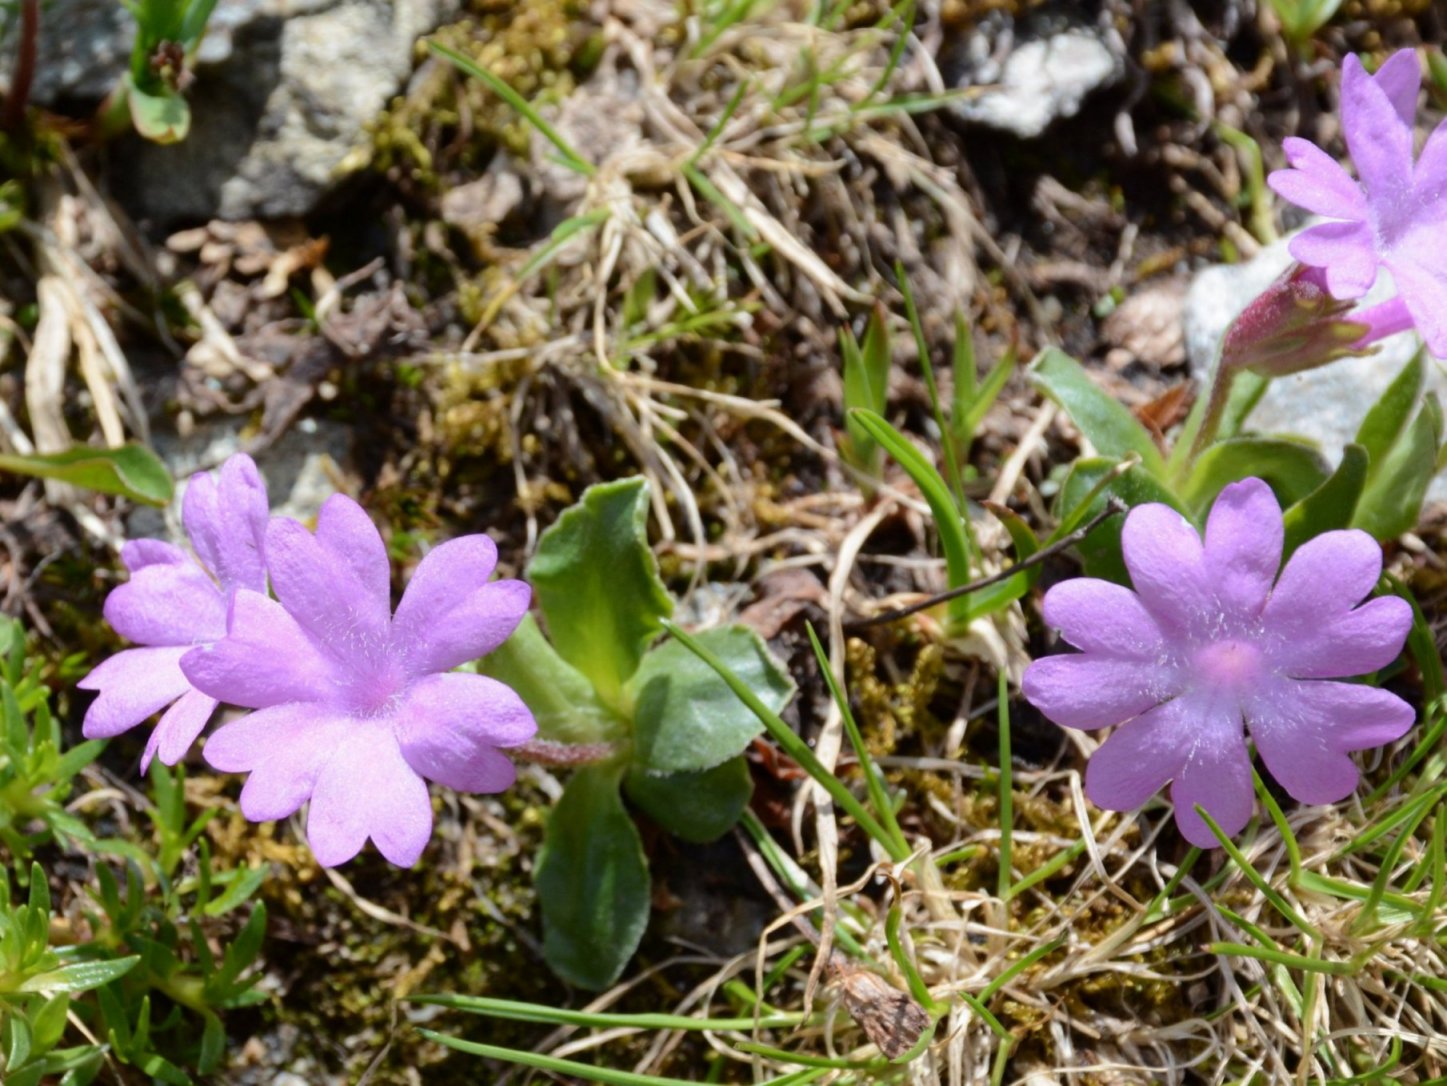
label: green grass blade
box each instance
[849,408,972,629]
[896,262,965,508]
[663,621,900,855]
[995,671,1013,907]
[804,623,909,858]
[409,993,804,1031]
[429,41,594,177]
[419,1031,828,1085]
[1195,805,1317,937]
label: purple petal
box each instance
[141,689,217,772]
[395,672,536,792]
[1166,694,1256,847]
[1248,677,1414,804]
[1022,653,1177,731]
[392,536,530,674]
[205,704,352,822]
[397,579,531,677]
[1341,54,1415,212]
[1384,240,1447,359]
[306,728,432,867]
[121,539,187,573]
[392,535,497,642]
[1120,503,1210,637]
[181,590,341,709]
[103,562,226,646]
[1266,529,1382,624]
[1201,478,1282,622]
[1269,139,1368,220]
[1415,122,1447,196]
[1040,579,1165,659]
[1084,696,1194,811]
[1265,596,1412,679]
[183,454,270,595]
[315,494,392,610]
[265,498,391,655]
[1287,221,1379,299]
[78,646,191,739]
[1370,49,1421,127]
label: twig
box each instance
[847,497,1128,629]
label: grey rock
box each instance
[0,0,132,104]
[125,416,353,543]
[1184,235,1446,502]
[946,24,1123,139]
[96,0,459,222]
[0,0,336,106]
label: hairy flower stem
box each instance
[1,0,39,133]
[512,739,619,767]
[1186,362,1238,463]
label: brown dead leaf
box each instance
[829,956,931,1061]
[737,567,827,639]
[1134,381,1192,438]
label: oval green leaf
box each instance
[528,478,673,708]
[1182,436,1329,516]
[536,764,650,990]
[625,755,753,844]
[629,625,794,774]
[0,444,174,506]
[1030,348,1166,477]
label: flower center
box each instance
[1193,639,1264,692]
[345,661,407,718]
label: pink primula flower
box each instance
[1266,49,1447,355]
[78,455,268,771]
[182,494,536,867]
[1022,479,1414,847]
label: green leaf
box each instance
[1357,350,1424,463]
[178,0,219,47]
[536,764,650,990]
[54,740,105,782]
[959,343,1015,451]
[629,626,793,774]
[124,76,190,144]
[849,408,973,628]
[625,755,752,844]
[19,956,140,994]
[200,862,267,917]
[0,444,173,506]
[964,501,1040,618]
[6,1013,32,1070]
[1350,352,1440,541]
[1029,348,1166,477]
[1281,444,1369,555]
[197,1013,224,1075]
[1182,436,1330,516]
[31,994,69,1052]
[528,478,673,708]
[839,307,891,474]
[210,903,265,994]
[1055,458,1187,583]
[477,614,623,745]
[1354,392,1443,540]
[6,1066,43,1086]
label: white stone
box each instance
[949,29,1122,139]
